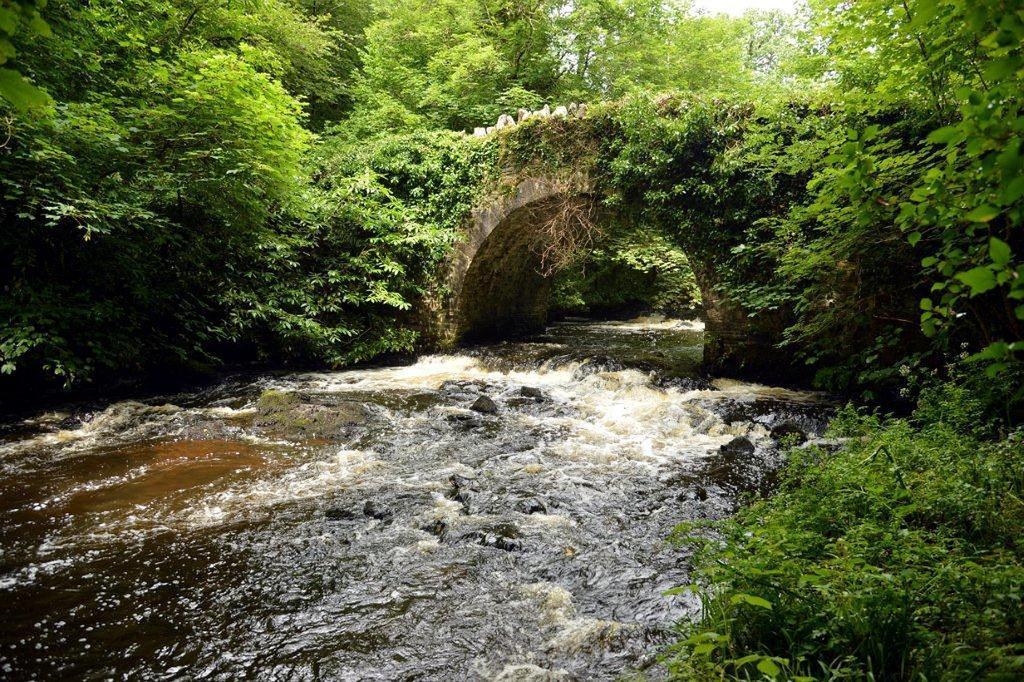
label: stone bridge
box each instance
[421,106,789,377]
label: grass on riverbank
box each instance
[669,371,1024,680]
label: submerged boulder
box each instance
[471,395,499,414]
[420,518,447,539]
[448,473,478,513]
[571,356,627,380]
[519,386,544,399]
[770,420,808,443]
[719,435,755,456]
[445,410,483,430]
[325,507,358,522]
[516,497,548,515]
[363,499,393,520]
[462,522,522,551]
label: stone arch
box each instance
[425,173,784,377]
[429,175,594,345]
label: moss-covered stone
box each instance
[254,389,369,439]
[256,389,302,414]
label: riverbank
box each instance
[670,368,1024,679]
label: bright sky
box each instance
[694,0,797,15]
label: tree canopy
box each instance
[1,0,1020,396]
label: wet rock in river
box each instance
[444,410,483,430]
[325,507,358,522]
[363,500,393,521]
[697,397,830,437]
[652,375,714,391]
[462,523,522,551]
[471,395,499,414]
[255,389,301,412]
[770,419,808,443]
[572,355,627,379]
[519,386,544,399]
[54,413,86,430]
[448,472,476,489]
[684,405,720,435]
[719,435,755,456]
[420,519,447,539]
[447,473,477,513]
[700,435,782,499]
[255,389,368,439]
[440,380,492,402]
[516,497,548,514]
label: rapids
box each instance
[0,317,828,680]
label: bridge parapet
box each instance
[471,103,588,137]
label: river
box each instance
[0,317,828,680]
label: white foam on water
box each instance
[522,513,573,527]
[545,618,634,654]
[203,405,256,419]
[709,377,821,402]
[490,663,571,681]
[0,400,238,458]
[283,353,581,394]
[582,314,705,332]
[182,448,381,528]
[521,582,575,626]
[521,569,640,659]
[542,368,740,469]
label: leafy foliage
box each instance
[0,0,486,389]
[670,369,1024,680]
[220,130,494,365]
[551,224,702,316]
[0,0,51,110]
[346,0,778,136]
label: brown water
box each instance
[0,318,828,680]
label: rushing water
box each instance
[0,317,828,680]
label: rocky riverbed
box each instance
[0,317,830,680]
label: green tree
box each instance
[0,0,51,110]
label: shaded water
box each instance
[0,318,828,680]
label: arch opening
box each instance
[455,197,560,341]
[448,179,708,346]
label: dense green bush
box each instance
[0,44,312,385]
[670,370,1024,680]
[0,121,488,388]
[219,130,493,366]
[0,0,367,390]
